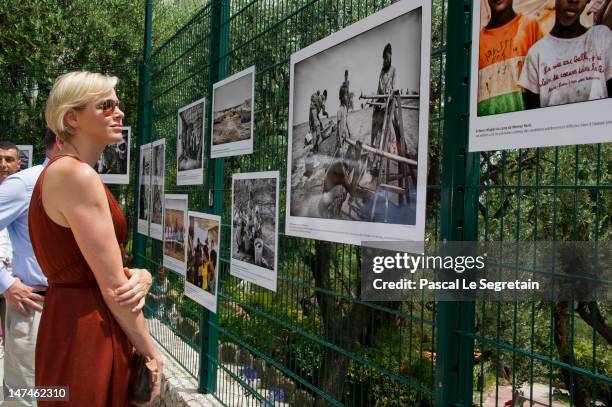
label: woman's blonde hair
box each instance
[45,71,118,141]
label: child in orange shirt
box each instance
[478,0,543,116]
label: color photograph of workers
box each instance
[163,194,188,274]
[185,212,221,312]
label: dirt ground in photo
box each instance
[290,105,419,225]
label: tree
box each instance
[0,0,145,148]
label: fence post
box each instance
[132,0,153,267]
[198,0,230,394]
[435,0,479,406]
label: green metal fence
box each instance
[133,0,611,406]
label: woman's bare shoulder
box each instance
[44,156,103,199]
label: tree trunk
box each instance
[554,301,591,407]
[311,241,372,406]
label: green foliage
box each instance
[0,10,136,155]
[573,337,612,402]
[152,0,205,48]
[346,324,435,406]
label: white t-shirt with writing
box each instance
[518,25,612,107]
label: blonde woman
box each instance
[29,71,163,406]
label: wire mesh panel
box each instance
[140,3,215,381]
[134,0,611,406]
[455,3,612,407]
[210,0,447,406]
[468,136,612,405]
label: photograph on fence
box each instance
[137,143,152,235]
[210,66,255,158]
[469,0,612,151]
[230,171,279,291]
[185,211,220,312]
[96,126,130,184]
[16,145,32,170]
[285,0,431,247]
[177,98,205,185]
[150,138,166,240]
[163,194,188,275]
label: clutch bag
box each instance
[128,351,158,404]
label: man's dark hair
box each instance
[383,43,392,57]
[0,141,19,153]
[43,128,57,151]
[322,89,327,99]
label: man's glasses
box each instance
[95,99,125,116]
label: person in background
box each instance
[309,89,328,152]
[0,141,21,183]
[336,85,352,154]
[29,72,161,406]
[0,141,21,359]
[370,43,401,176]
[208,239,217,295]
[588,0,612,28]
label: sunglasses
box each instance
[95,99,125,116]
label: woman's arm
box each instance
[42,159,163,364]
[116,267,153,312]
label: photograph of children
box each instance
[470,0,612,151]
[16,145,33,170]
[177,98,205,185]
[230,171,279,292]
[96,127,131,184]
[285,0,431,247]
[210,66,255,158]
[137,143,152,235]
[163,194,188,275]
[150,138,166,240]
[185,211,221,313]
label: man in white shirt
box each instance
[0,141,22,358]
[0,142,22,264]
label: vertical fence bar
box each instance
[133,0,154,266]
[435,0,478,406]
[198,0,230,395]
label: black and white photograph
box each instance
[96,126,131,184]
[177,98,205,185]
[285,0,431,247]
[185,211,221,312]
[16,145,32,170]
[137,143,152,235]
[469,0,612,151]
[163,194,188,275]
[211,66,255,158]
[230,171,279,291]
[150,138,166,240]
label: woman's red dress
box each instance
[29,155,132,406]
